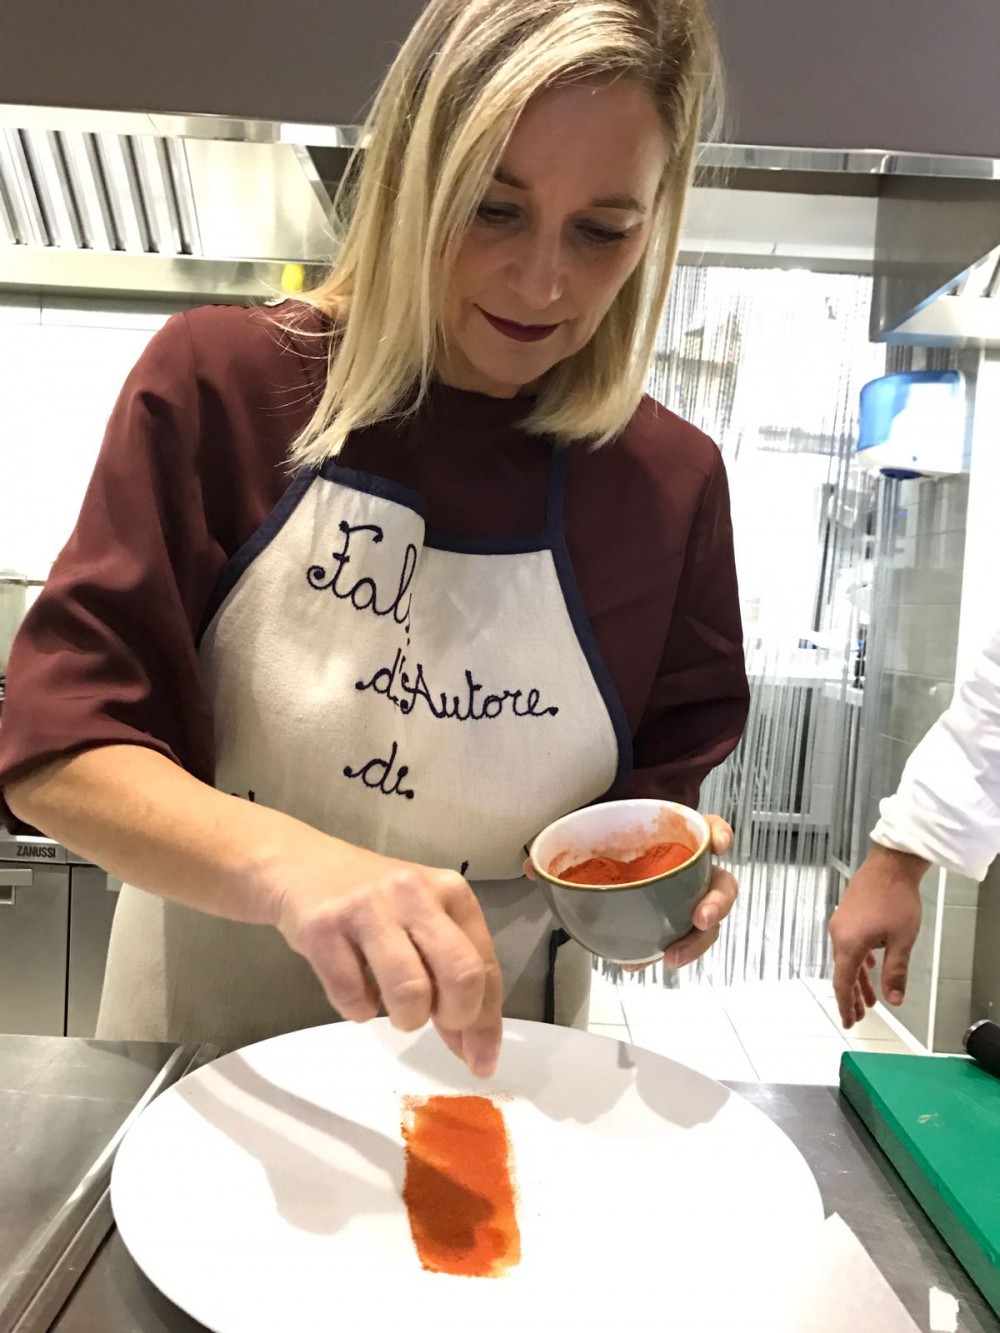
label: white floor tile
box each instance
[683,1049,758,1083]
[619,980,729,1031]
[742,1037,847,1086]
[815,994,899,1043]
[847,1038,917,1056]
[801,978,835,1000]
[618,976,725,1007]
[621,982,751,1074]
[858,1000,928,1052]
[625,1003,738,1048]
[606,975,920,1086]
[626,1029,758,1083]
[724,980,841,1040]
[588,975,626,1025]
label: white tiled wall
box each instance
[0,296,176,579]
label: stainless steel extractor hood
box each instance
[0,108,904,300]
[0,104,356,301]
[4,97,1000,346]
[871,169,1000,347]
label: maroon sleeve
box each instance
[0,305,319,832]
[624,446,749,810]
[1,313,235,831]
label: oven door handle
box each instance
[0,868,34,905]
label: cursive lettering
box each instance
[307,521,416,631]
[343,741,416,801]
[355,653,558,722]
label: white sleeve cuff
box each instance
[870,800,993,882]
[868,623,1000,884]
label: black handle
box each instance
[963,1019,1000,1079]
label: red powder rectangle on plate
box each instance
[401,1095,521,1278]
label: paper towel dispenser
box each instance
[856,370,968,479]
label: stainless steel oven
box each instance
[0,838,119,1037]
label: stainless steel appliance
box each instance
[0,837,118,1037]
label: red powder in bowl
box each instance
[558,840,694,886]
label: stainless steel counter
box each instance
[0,1036,212,1333]
[2,1037,997,1332]
[735,1084,999,1333]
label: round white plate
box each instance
[111,1020,824,1332]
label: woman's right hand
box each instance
[269,837,504,1077]
[6,745,503,1076]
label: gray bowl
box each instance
[529,799,712,965]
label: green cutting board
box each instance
[840,1051,1000,1316]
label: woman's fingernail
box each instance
[469,1042,499,1078]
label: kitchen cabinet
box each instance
[0,860,69,1035]
[66,866,119,1038]
[0,841,118,1038]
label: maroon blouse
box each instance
[0,302,749,830]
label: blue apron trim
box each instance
[198,464,429,645]
[197,467,318,644]
[546,448,634,800]
[544,928,572,1025]
[318,460,428,520]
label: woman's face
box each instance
[441,78,669,399]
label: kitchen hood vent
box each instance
[0,126,197,255]
[0,106,347,300]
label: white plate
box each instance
[111,1020,824,1332]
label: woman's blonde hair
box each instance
[292,0,721,464]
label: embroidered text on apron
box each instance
[97,449,631,1050]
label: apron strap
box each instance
[544,928,572,1025]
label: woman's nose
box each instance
[504,233,566,313]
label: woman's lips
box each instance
[479,308,561,343]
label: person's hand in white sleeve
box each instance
[830,623,1000,1027]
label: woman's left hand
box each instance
[624,814,737,973]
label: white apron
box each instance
[97,450,631,1051]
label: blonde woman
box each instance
[0,0,747,1076]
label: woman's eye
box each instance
[473,204,630,246]
[476,203,518,226]
[578,222,629,247]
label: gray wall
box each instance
[0,0,426,128]
[1,1,999,157]
[713,0,1000,159]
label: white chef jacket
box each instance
[871,622,1000,881]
